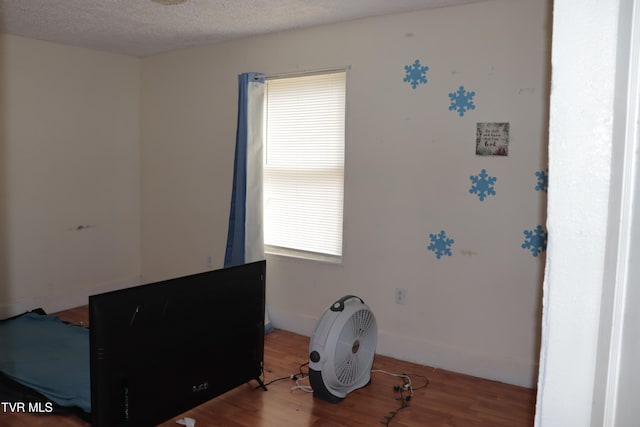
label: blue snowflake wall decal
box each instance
[521,225,548,257]
[535,169,549,192]
[403,59,429,89]
[469,169,497,201]
[448,85,476,117]
[428,230,454,259]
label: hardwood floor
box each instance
[2,306,536,426]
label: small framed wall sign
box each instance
[476,122,509,156]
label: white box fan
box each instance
[308,295,377,403]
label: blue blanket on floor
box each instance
[0,312,90,413]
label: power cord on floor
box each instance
[290,376,313,393]
[371,370,429,426]
[288,362,313,393]
[258,361,312,392]
[259,363,430,426]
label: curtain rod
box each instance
[255,65,351,81]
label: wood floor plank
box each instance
[0,306,536,426]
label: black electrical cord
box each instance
[380,387,411,427]
[259,363,430,426]
[257,361,310,388]
[374,371,430,426]
[260,375,293,387]
[405,372,429,390]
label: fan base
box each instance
[309,369,343,403]
[309,368,373,403]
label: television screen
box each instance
[89,260,266,427]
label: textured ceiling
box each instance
[0,0,487,56]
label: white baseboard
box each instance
[376,329,538,389]
[267,308,538,389]
[267,308,318,337]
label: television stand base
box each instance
[255,377,268,391]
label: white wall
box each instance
[142,0,550,388]
[0,35,142,317]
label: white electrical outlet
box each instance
[395,288,406,305]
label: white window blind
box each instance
[264,71,346,260]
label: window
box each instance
[263,70,346,263]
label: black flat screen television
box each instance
[89,260,266,427]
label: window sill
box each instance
[264,245,342,265]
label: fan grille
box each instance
[333,308,376,385]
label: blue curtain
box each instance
[224,72,265,268]
[225,72,270,332]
